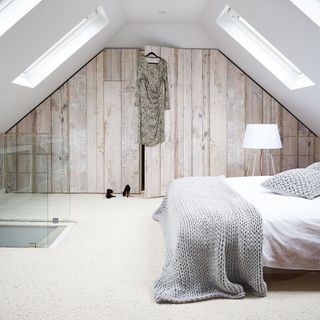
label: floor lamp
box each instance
[243,124,282,176]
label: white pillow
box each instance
[261,168,320,200]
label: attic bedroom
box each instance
[0,0,319,319]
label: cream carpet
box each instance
[0,194,319,320]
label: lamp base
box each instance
[246,150,276,176]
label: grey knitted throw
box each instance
[153,176,267,303]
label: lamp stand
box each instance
[260,150,276,176]
[246,150,276,176]
[246,153,257,176]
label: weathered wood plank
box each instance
[271,99,282,172]
[111,49,122,81]
[160,46,175,195]
[252,83,263,124]
[191,49,204,176]
[121,49,137,81]
[34,98,52,192]
[316,138,320,162]
[202,50,210,176]
[35,98,51,134]
[144,45,161,198]
[0,134,4,189]
[104,81,122,193]
[283,137,298,170]
[69,67,87,192]
[121,81,140,193]
[244,78,262,175]
[17,152,33,193]
[283,137,298,156]
[17,112,34,134]
[298,122,309,137]
[282,109,298,136]
[299,137,312,156]
[51,85,69,193]
[282,156,298,171]
[86,58,98,192]
[35,153,50,192]
[227,61,245,177]
[4,131,17,192]
[17,173,32,192]
[96,51,105,192]
[209,50,227,176]
[17,112,34,155]
[175,49,185,179]
[183,49,192,177]
[261,92,273,173]
[51,88,62,192]
[244,77,253,175]
[282,109,298,171]
[298,155,310,168]
[35,174,49,193]
[262,91,271,124]
[16,111,35,192]
[103,49,112,81]
[298,136,315,167]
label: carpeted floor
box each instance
[0,194,319,320]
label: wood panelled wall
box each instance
[5,49,140,193]
[2,47,319,196]
[144,46,319,197]
[0,134,3,189]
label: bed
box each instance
[154,175,320,303]
[226,176,320,271]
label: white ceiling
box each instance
[108,24,215,48]
[119,0,208,24]
[0,0,319,135]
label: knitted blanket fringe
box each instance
[153,176,267,303]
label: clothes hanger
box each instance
[145,51,161,64]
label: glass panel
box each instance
[48,135,70,223]
[0,133,70,248]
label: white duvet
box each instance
[226,176,320,270]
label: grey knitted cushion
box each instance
[261,169,320,199]
[307,162,320,171]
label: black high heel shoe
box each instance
[106,189,115,199]
[122,185,131,198]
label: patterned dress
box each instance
[135,56,170,146]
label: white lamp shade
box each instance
[243,124,282,149]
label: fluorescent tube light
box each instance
[0,0,42,37]
[216,5,315,90]
[289,0,320,28]
[12,6,109,88]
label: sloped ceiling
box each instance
[0,0,125,133]
[0,0,319,135]
[201,0,320,136]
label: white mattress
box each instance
[226,176,320,270]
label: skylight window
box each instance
[216,5,315,90]
[0,0,42,37]
[289,0,320,29]
[12,6,109,88]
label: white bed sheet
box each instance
[226,176,320,270]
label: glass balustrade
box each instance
[0,133,71,248]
